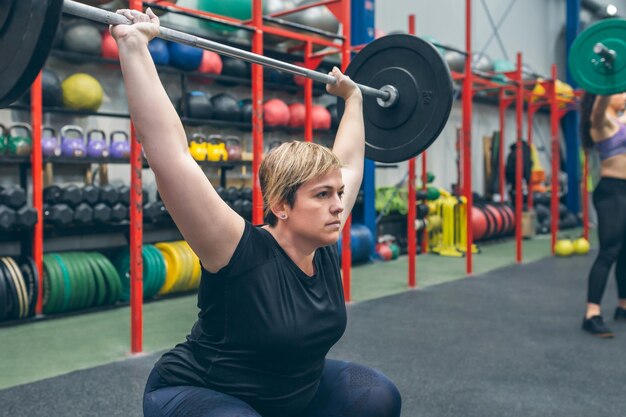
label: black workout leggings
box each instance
[587,177,626,304]
[143,359,401,417]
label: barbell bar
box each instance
[0,0,454,163]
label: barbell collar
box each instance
[61,0,390,101]
[593,42,616,64]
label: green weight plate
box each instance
[85,253,107,307]
[569,18,626,94]
[42,255,60,314]
[145,245,166,297]
[95,253,122,304]
[67,253,90,310]
[60,253,83,311]
[46,255,65,314]
[91,253,117,305]
[75,253,96,309]
[140,246,155,299]
[51,254,72,313]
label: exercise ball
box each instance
[554,239,574,257]
[263,99,290,126]
[101,30,119,60]
[263,0,297,45]
[168,42,203,71]
[288,0,339,35]
[198,0,251,33]
[62,73,104,111]
[20,69,63,107]
[338,224,375,264]
[211,93,241,122]
[421,35,445,55]
[288,102,306,127]
[148,39,170,65]
[311,105,331,129]
[472,52,494,72]
[573,238,590,255]
[63,21,102,55]
[445,50,465,73]
[184,91,213,119]
[239,99,253,123]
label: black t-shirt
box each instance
[155,221,347,416]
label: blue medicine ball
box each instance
[148,39,170,66]
[168,43,203,71]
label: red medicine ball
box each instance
[101,30,118,60]
[264,99,290,127]
[311,105,331,129]
[288,103,306,127]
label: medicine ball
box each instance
[101,30,119,60]
[311,105,331,129]
[239,99,253,123]
[288,103,305,127]
[198,50,223,75]
[183,91,213,119]
[263,99,290,127]
[326,104,339,129]
[63,21,102,55]
[169,43,203,71]
[148,39,170,66]
[62,73,104,111]
[211,93,241,122]
[219,57,250,86]
[19,69,64,107]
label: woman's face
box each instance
[609,92,626,112]
[282,168,345,247]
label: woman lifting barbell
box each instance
[110,7,401,417]
[580,91,626,338]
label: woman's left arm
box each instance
[326,68,364,225]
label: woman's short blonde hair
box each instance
[260,141,342,226]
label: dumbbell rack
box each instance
[2,0,356,353]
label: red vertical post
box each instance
[129,0,143,354]
[252,0,264,224]
[498,89,506,201]
[463,0,474,275]
[304,41,314,143]
[550,65,559,254]
[407,14,417,288]
[340,0,352,302]
[583,149,589,240]
[30,73,44,315]
[514,53,523,264]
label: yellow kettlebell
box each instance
[554,238,574,257]
[189,133,208,162]
[573,237,590,255]
[206,134,228,162]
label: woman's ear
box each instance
[271,201,288,221]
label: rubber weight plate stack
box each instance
[90,252,122,305]
[0,257,29,319]
[114,245,165,301]
[19,257,39,317]
[156,242,182,295]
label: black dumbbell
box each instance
[241,200,252,220]
[240,187,252,201]
[92,203,112,224]
[416,203,430,219]
[59,185,83,207]
[82,185,100,205]
[225,187,240,203]
[118,185,148,205]
[99,185,120,206]
[15,206,37,229]
[0,205,17,230]
[73,202,93,226]
[233,199,244,215]
[43,185,62,204]
[0,186,26,209]
[110,203,128,222]
[215,186,225,201]
[143,201,166,222]
[44,204,73,226]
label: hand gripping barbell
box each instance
[0,0,454,163]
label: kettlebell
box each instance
[189,133,208,162]
[225,136,242,161]
[206,134,228,162]
[86,129,110,158]
[554,238,574,257]
[42,127,61,157]
[573,237,591,255]
[0,124,6,155]
[8,123,33,156]
[109,131,131,159]
[60,125,86,157]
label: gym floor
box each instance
[4,231,625,417]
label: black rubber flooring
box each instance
[2,251,625,417]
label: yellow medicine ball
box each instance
[62,73,104,111]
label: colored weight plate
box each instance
[70,253,95,309]
[170,242,192,291]
[4,257,29,319]
[0,0,64,107]
[337,34,453,163]
[144,245,166,297]
[1,257,27,319]
[113,250,132,302]
[0,259,18,319]
[42,255,60,314]
[57,253,81,311]
[51,254,72,313]
[86,253,108,307]
[46,254,66,314]
[91,252,121,305]
[141,245,157,299]
[159,242,184,293]
[19,257,39,317]
[62,253,85,311]
[155,243,180,295]
[179,241,201,290]
[568,18,626,95]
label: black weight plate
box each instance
[0,0,64,107]
[0,258,18,319]
[0,262,9,321]
[19,256,39,317]
[337,34,453,163]
[4,257,28,318]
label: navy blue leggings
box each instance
[143,359,401,417]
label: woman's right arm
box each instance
[113,9,244,272]
[590,95,612,130]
